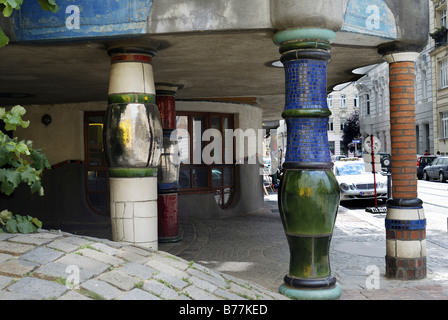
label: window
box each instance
[327,95,333,108]
[176,112,235,208]
[354,95,359,108]
[84,112,109,216]
[416,125,420,154]
[340,94,347,109]
[442,112,448,139]
[328,118,334,131]
[362,94,371,115]
[440,59,448,89]
[340,118,346,132]
[442,9,447,28]
[421,70,428,99]
[378,93,383,113]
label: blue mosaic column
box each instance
[274,28,342,300]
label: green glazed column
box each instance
[274,28,342,300]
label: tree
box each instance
[342,110,361,153]
[0,0,59,47]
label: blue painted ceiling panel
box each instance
[12,0,153,42]
[342,0,397,40]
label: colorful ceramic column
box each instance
[104,47,163,250]
[380,50,426,280]
[156,84,181,243]
[273,28,342,300]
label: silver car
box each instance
[333,160,388,202]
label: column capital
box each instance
[273,27,335,63]
[106,38,160,57]
[155,83,184,96]
[273,28,337,46]
[383,52,420,64]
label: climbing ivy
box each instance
[0,106,50,196]
[0,1,56,233]
[0,0,59,47]
[0,209,42,233]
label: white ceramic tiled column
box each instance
[105,47,162,251]
[110,177,158,250]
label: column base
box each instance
[385,198,427,280]
[110,176,158,250]
[279,283,342,300]
[385,256,427,280]
[158,235,183,244]
[279,275,342,300]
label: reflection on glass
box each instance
[214,187,234,208]
[223,188,232,206]
[214,189,222,205]
[211,117,220,130]
[88,117,104,166]
[192,168,208,188]
[223,117,233,164]
[176,116,190,164]
[179,169,191,189]
[212,168,222,187]
[223,167,233,186]
[193,117,205,164]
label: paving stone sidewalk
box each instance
[0,230,288,300]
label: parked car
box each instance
[422,156,448,182]
[333,159,388,202]
[417,155,437,180]
[332,155,347,162]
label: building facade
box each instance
[357,62,392,154]
[357,24,433,156]
[430,0,448,155]
[327,83,360,156]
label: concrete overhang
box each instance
[0,0,429,122]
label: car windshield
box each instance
[335,163,366,176]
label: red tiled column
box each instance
[383,52,426,280]
[156,84,182,243]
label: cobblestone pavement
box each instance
[161,194,448,300]
[0,229,287,300]
[0,193,447,300]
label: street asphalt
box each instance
[0,191,447,301]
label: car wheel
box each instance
[439,172,446,183]
[423,171,429,181]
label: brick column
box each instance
[383,52,426,280]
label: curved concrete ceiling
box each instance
[0,0,428,122]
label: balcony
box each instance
[431,27,448,48]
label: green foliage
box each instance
[0,0,58,47]
[0,209,42,233]
[342,110,361,153]
[0,106,50,196]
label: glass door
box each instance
[84,112,109,216]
